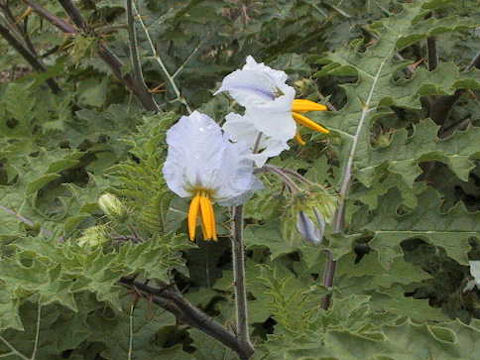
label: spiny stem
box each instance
[427,36,437,71]
[0,22,60,93]
[128,304,135,360]
[321,54,389,310]
[0,336,29,360]
[131,1,192,114]
[30,303,42,360]
[125,0,157,110]
[172,40,204,79]
[231,205,253,351]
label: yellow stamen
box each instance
[292,112,330,134]
[208,198,218,241]
[188,194,201,241]
[292,99,328,113]
[199,192,213,240]
[294,132,306,146]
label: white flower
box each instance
[223,112,289,167]
[162,111,260,241]
[216,56,329,146]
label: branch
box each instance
[23,0,159,112]
[321,54,390,310]
[119,278,254,360]
[0,22,61,93]
[22,0,76,33]
[230,205,253,349]
[57,0,86,30]
[125,0,150,97]
[131,1,192,113]
[427,36,437,71]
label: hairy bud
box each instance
[98,193,127,221]
[296,208,325,245]
[77,225,109,248]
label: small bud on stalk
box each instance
[77,225,109,248]
[296,207,325,245]
[98,193,128,221]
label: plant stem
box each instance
[125,0,151,100]
[0,22,60,93]
[321,55,389,310]
[131,1,192,114]
[119,278,254,360]
[427,36,437,71]
[231,205,253,351]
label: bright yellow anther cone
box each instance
[290,99,329,145]
[292,112,330,134]
[187,192,218,241]
[292,99,328,113]
[188,194,201,241]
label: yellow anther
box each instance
[292,112,330,134]
[294,132,306,146]
[208,198,218,241]
[188,194,201,241]
[292,99,328,113]
[199,192,214,240]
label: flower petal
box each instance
[162,111,225,197]
[163,111,260,206]
[223,112,289,167]
[215,56,292,109]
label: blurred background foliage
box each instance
[1,0,480,359]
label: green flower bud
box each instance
[77,225,109,248]
[98,193,127,221]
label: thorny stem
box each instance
[0,336,29,360]
[172,40,204,79]
[131,1,192,114]
[321,55,389,310]
[230,205,253,351]
[0,22,60,93]
[125,0,154,107]
[128,304,135,360]
[427,36,438,71]
[23,0,159,111]
[120,278,254,360]
[30,303,42,360]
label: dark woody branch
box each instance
[23,0,159,112]
[119,277,255,360]
[0,22,61,93]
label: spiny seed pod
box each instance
[98,193,127,221]
[296,208,325,245]
[77,225,109,248]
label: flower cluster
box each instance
[162,56,329,241]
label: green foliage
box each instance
[1,0,480,359]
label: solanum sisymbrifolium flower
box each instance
[162,111,261,241]
[216,56,329,147]
[223,112,289,167]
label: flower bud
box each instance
[98,193,127,221]
[77,225,109,248]
[469,261,480,288]
[296,208,325,245]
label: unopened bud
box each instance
[77,225,109,248]
[98,193,127,221]
[296,208,325,245]
[469,261,480,288]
